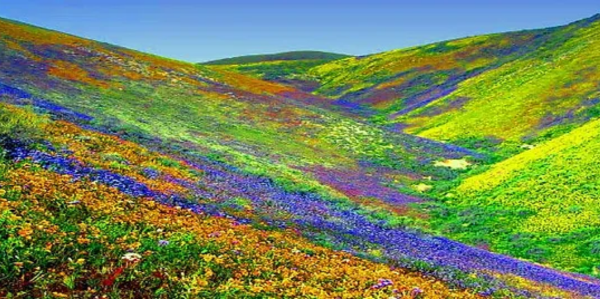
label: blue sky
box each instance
[1,0,600,62]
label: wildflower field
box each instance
[1,13,600,299]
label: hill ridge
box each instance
[201,50,351,65]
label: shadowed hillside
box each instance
[202,51,351,92]
[201,50,350,65]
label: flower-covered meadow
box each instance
[1,101,598,298]
[1,159,478,299]
[1,13,600,299]
[0,103,483,298]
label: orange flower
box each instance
[18,227,33,239]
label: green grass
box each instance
[0,102,47,146]
[428,117,600,275]
[211,59,330,83]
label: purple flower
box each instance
[142,167,160,179]
[158,240,169,247]
[208,232,221,238]
[371,279,393,289]
[410,287,423,298]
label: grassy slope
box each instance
[403,15,600,146]
[305,29,553,108]
[1,101,594,299]
[389,115,600,281]
[429,117,600,275]
[209,60,329,92]
[259,13,600,277]
[0,16,474,204]
[279,14,600,156]
[202,51,351,91]
[394,15,600,276]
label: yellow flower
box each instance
[18,227,33,239]
[204,267,214,279]
[0,189,6,197]
[52,292,69,298]
[195,278,209,288]
[202,254,215,263]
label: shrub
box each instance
[0,104,46,150]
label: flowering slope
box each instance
[431,117,600,278]
[1,102,599,298]
[0,16,475,210]
[270,14,600,156]
[402,15,600,147]
[0,156,475,299]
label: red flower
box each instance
[101,266,125,287]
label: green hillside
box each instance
[253,14,600,157]
[401,15,600,148]
[203,51,351,91]
[0,16,478,202]
[429,117,600,275]
[208,60,327,92]
[201,50,350,65]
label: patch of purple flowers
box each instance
[371,278,393,289]
[142,167,161,180]
[0,82,94,122]
[173,156,600,298]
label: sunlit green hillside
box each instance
[258,14,600,156]
[429,117,600,275]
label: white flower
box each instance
[121,253,142,262]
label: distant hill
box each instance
[202,51,352,91]
[201,50,351,65]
